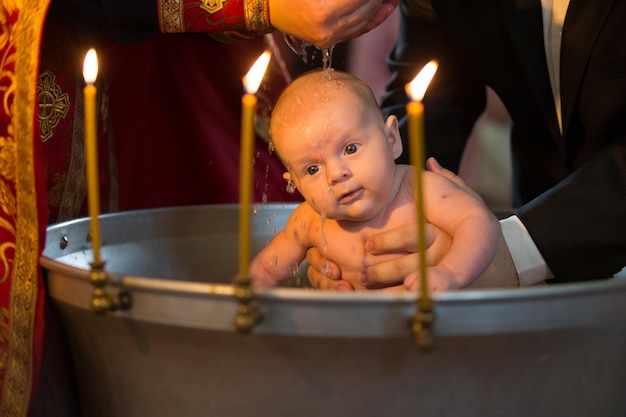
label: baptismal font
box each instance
[38,37,626,417]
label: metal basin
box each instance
[41,204,626,417]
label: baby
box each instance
[250,69,500,292]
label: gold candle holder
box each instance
[83,48,132,314]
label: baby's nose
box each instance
[326,161,350,185]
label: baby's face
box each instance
[274,89,398,221]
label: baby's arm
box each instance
[415,170,500,290]
[249,204,312,288]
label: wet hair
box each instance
[269,69,384,149]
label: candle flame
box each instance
[243,50,272,95]
[406,60,438,102]
[83,48,98,85]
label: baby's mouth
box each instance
[338,188,363,204]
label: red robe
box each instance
[0,3,51,415]
[1,1,301,415]
[105,33,301,210]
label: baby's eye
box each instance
[306,165,320,176]
[345,143,360,155]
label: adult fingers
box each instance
[306,264,354,290]
[305,247,354,290]
[360,230,452,288]
[358,252,417,289]
[365,223,439,255]
[356,0,399,37]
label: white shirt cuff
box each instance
[500,215,554,286]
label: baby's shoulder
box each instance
[286,202,322,230]
[280,202,321,246]
[397,164,453,188]
[290,201,318,217]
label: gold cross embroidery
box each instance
[38,70,70,142]
[200,0,228,13]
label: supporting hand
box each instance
[306,222,449,290]
[306,247,355,291]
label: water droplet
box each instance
[321,46,335,70]
[286,180,297,194]
[322,261,330,276]
[282,34,336,70]
[283,34,310,57]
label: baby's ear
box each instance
[385,115,403,159]
[283,171,297,194]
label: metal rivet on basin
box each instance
[60,235,69,250]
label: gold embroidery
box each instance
[0,2,18,405]
[0,307,8,390]
[0,126,17,184]
[158,0,185,33]
[0,152,18,281]
[200,0,228,14]
[0,0,51,415]
[37,70,69,142]
[244,0,272,33]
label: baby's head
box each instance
[268,69,403,220]
[269,69,387,160]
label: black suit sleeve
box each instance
[381,4,486,168]
[516,138,626,281]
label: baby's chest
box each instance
[311,212,414,271]
[318,231,368,270]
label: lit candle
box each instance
[405,60,438,304]
[83,48,102,264]
[239,50,272,276]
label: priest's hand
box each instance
[269,0,399,48]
